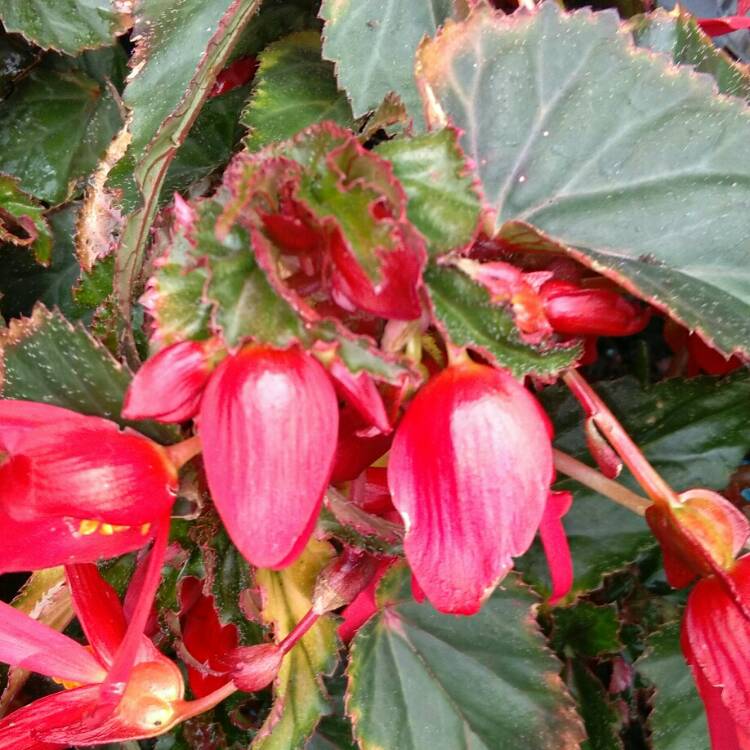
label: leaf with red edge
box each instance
[387,360,554,615]
[199,345,338,569]
[347,565,585,750]
[416,1,750,359]
[0,176,53,265]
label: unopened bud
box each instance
[312,548,380,615]
[225,643,282,693]
[584,418,622,479]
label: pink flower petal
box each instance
[0,599,106,685]
[388,362,554,614]
[539,491,574,605]
[199,345,338,569]
[0,420,177,525]
[684,555,750,731]
[122,341,215,423]
[328,359,391,434]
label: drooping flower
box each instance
[539,280,651,337]
[199,344,339,569]
[0,400,179,572]
[0,561,233,748]
[179,579,238,698]
[122,340,219,423]
[387,361,554,615]
[681,555,750,750]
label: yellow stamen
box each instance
[141,523,151,535]
[78,520,100,536]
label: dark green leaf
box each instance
[425,263,581,378]
[232,0,321,58]
[632,8,750,99]
[0,205,78,319]
[0,176,53,263]
[553,602,621,657]
[0,304,175,442]
[320,0,455,126]
[375,129,480,255]
[637,623,709,750]
[417,2,750,358]
[109,0,262,315]
[570,661,624,750]
[0,0,129,56]
[161,85,252,203]
[242,31,353,150]
[0,48,125,204]
[518,373,750,595]
[347,567,585,750]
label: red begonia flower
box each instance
[387,361,554,615]
[697,15,750,35]
[330,403,392,483]
[327,358,391,434]
[682,555,750,750]
[209,56,258,97]
[0,401,178,572]
[539,490,574,605]
[540,280,651,337]
[687,333,744,376]
[337,557,396,642]
[199,345,338,569]
[122,340,218,423]
[180,580,239,698]
[0,557,231,748]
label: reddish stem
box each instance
[279,608,319,655]
[165,435,202,469]
[563,370,679,507]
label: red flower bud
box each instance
[224,643,283,693]
[540,280,650,337]
[311,547,380,614]
[209,56,258,97]
[646,489,749,588]
[199,345,338,569]
[388,362,554,614]
[123,340,218,423]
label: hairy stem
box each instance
[553,449,650,517]
[563,369,679,507]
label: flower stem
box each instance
[553,449,650,517]
[562,369,679,508]
[165,435,202,469]
[279,608,319,655]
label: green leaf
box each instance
[569,661,624,750]
[417,2,750,358]
[0,205,79,319]
[254,539,339,750]
[0,304,175,443]
[0,47,125,204]
[632,8,750,100]
[161,85,252,204]
[552,603,621,657]
[517,372,750,595]
[0,175,53,264]
[425,263,581,378]
[242,31,353,150]
[375,129,480,255]
[109,0,262,317]
[0,0,129,56]
[320,0,454,126]
[637,623,709,750]
[347,567,585,750]
[233,0,321,58]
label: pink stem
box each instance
[563,370,679,507]
[279,609,319,655]
[96,517,170,712]
[175,680,237,722]
[164,435,202,469]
